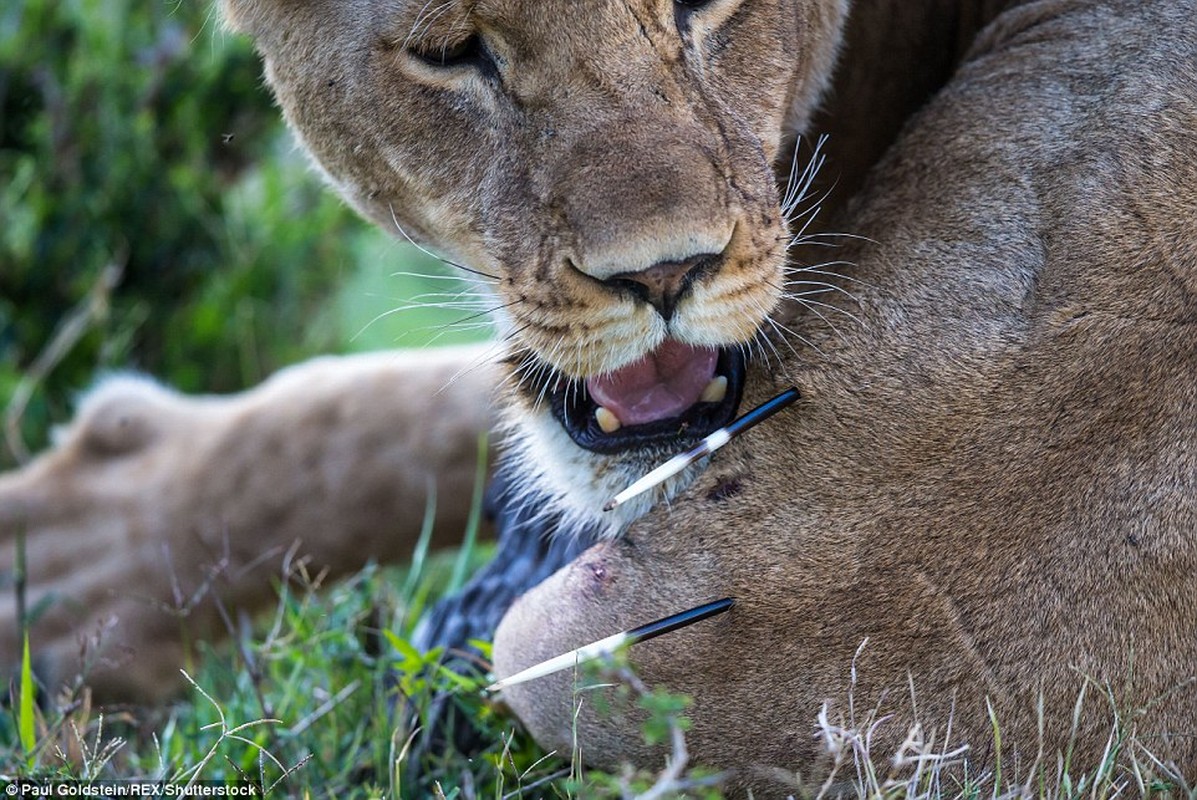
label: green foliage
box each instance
[637,688,692,748]
[0,0,489,465]
[0,539,731,797]
[2,0,293,445]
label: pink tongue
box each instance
[586,341,719,426]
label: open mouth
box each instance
[549,340,746,454]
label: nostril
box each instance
[605,252,721,320]
[607,276,654,306]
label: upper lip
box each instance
[547,347,747,454]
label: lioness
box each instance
[3,0,1196,792]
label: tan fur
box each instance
[491,0,1197,790]
[1,0,1194,792]
[0,347,496,699]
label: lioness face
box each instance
[225,0,847,531]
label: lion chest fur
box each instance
[493,0,1197,787]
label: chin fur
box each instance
[497,401,708,540]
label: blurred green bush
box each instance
[0,0,486,466]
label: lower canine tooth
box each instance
[595,406,622,433]
[700,375,729,403]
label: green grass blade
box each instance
[986,696,1002,798]
[401,480,439,604]
[19,632,36,766]
[447,433,488,595]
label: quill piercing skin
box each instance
[488,395,792,688]
[485,598,735,693]
[603,387,801,512]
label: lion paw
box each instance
[0,376,237,701]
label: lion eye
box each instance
[409,34,490,71]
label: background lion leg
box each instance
[0,344,498,701]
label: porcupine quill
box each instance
[486,388,798,693]
[486,598,734,693]
[603,387,800,511]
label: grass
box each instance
[0,481,730,798]
[2,540,547,796]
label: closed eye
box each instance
[408,34,492,71]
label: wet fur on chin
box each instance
[497,396,706,539]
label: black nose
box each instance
[605,253,722,320]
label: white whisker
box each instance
[389,269,496,287]
[782,279,863,306]
[434,339,510,398]
[387,203,500,281]
[786,295,864,328]
[785,261,871,289]
[403,0,457,51]
[779,135,828,222]
[764,313,827,359]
